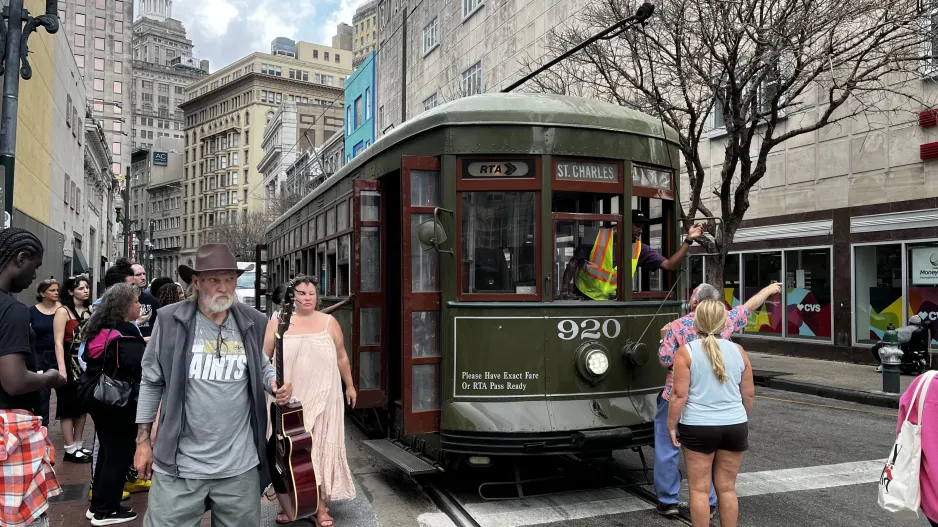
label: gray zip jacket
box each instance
[135,299,276,492]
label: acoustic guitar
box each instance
[268,282,319,519]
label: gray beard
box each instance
[201,293,236,314]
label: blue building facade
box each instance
[344,52,376,163]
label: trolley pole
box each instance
[0,0,59,228]
[501,3,655,93]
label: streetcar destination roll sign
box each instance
[464,159,532,178]
[555,160,619,183]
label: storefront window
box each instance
[785,249,832,340]
[743,251,783,335]
[854,244,901,343]
[461,192,537,295]
[724,254,742,309]
[555,219,619,301]
[908,243,938,345]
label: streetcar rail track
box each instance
[420,478,482,527]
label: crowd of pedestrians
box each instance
[0,229,358,527]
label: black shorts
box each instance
[678,422,749,454]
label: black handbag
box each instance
[90,338,133,408]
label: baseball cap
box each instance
[632,210,649,224]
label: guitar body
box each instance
[266,280,319,521]
[270,400,319,520]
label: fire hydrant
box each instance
[880,323,903,394]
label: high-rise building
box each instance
[128,137,184,280]
[56,0,134,182]
[178,39,352,266]
[131,4,208,152]
[333,23,354,52]
[352,0,378,68]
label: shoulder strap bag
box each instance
[877,369,938,519]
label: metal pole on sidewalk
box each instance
[0,0,59,228]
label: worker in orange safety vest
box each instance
[562,211,704,300]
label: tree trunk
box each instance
[704,252,726,293]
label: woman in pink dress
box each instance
[264,275,357,527]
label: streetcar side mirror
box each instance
[416,207,455,255]
[416,219,448,251]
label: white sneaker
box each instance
[90,510,137,526]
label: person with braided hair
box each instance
[667,299,755,527]
[0,227,68,527]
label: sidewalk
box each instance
[749,351,916,408]
[43,394,378,527]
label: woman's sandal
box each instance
[314,508,334,527]
[274,511,293,525]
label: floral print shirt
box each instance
[658,306,750,400]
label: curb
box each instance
[763,377,900,409]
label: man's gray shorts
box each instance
[144,469,261,527]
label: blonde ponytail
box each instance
[693,299,729,384]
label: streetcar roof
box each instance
[266,92,679,235]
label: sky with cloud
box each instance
[168,0,365,71]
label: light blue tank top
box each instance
[680,338,748,426]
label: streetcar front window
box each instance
[460,191,537,295]
[555,219,620,301]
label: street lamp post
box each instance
[0,0,60,228]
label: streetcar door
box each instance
[401,156,442,436]
[353,179,387,408]
[254,244,267,313]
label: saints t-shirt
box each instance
[0,290,39,412]
[153,311,258,479]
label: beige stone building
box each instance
[178,39,351,267]
[375,0,582,134]
[352,0,378,68]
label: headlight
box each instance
[585,350,610,376]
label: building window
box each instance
[853,243,904,344]
[112,163,121,175]
[112,142,121,155]
[354,96,363,129]
[742,251,783,335]
[94,57,104,71]
[114,60,122,73]
[93,78,104,91]
[365,88,371,120]
[113,121,121,132]
[94,16,104,30]
[66,94,72,127]
[423,93,438,111]
[346,105,352,136]
[113,81,122,94]
[460,61,483,96]
[378,106,384,130]
[75,54,84,67]
[422,17,439,55]
[114,40,122,53]
[93,99,103,112]
[115,20,122,33]
[96,0,105,8]
[76,13,85,26]
[463,0,483,19]
[325,52,330,61]
[784,248,832,340]
[94,37,105,51]
[75,33,85,47]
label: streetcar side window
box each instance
[632,196,670,293]
[555,219,620,301]
[460,191,537,295]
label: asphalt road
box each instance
[355,387,930,527]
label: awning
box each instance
[74,248,90,274]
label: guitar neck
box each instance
[276,326,286,387]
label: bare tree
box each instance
[208,192,301,260]
[523,0,937,284]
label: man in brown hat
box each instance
[132,244,293,526]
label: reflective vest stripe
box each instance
[575,228,619,300]
[631,241,642,277]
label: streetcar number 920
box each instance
[557,319,622,341]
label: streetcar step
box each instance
[361,439,439,476]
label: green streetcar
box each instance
[260,92,685,473]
